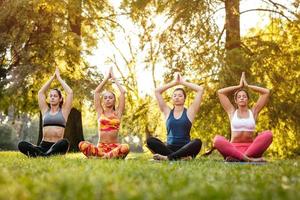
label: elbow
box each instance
[154,89,161,98]
[197,86,204,94]
[264,89,270,98]
[68,89,73,95]
[154,90,161,97]
[68,90,74,100]
[38,90,44,96]
[154,88,161,94]
[217,89,224,98]
[121,89,127,95]
[94,89,100,95]
[199,86,204,92]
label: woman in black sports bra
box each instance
[18,68,73,157]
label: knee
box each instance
[120,144,130,154]
[146,137,156,147]
[18,141,29,150]
[60,138,70,146]
[213,135,224,148]
[57,139,70,149]
[78,141,90,151]
[192,138,202,148]
[262,130,273,142]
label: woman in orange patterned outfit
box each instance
[79,67,129,159]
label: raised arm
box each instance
[217,72,244,116]
[243,75,270,119]
[55,68,73,118]
[110,69,126,118]
[38,73,55,115]
[154,73,181,118]
[181,76,204,122]
[94,69,110,118]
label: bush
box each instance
[20,118,39,144]
[0,124,18,150]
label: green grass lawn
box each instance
[0,151,299,200]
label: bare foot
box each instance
[202,148,215,157]
[153,154,168,161]
[181,156,192,161]
[248,157,266,162]
[225,156,241,162]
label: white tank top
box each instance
[231,109,256,132]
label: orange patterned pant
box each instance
[78,141,130,159]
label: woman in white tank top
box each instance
[213,72,273,162]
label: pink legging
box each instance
[213,130,273,160]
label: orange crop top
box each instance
[98,113,120,132]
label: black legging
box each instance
[146,137,202,160]
[18,139,70,157]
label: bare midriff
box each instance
[231,131,254,143]
[99,130,118,144]
[42,126,65,142]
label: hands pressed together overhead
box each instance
[239,72,249,88]
[105,67,116,81]
[174,72,185,85]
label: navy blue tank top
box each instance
[166,108,192,146]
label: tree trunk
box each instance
[220,0,248,87]
[68,0,82,65]
[145,125,152,139]
[64,108,84,151]
[38,108,84,151]
[38,112,42,145]
[225,0,240,50]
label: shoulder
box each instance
[97,112,104,120]
[41,107,50,115]
[165,108,173,119]
[61,105,71,113]
[113,110,123,119]
[249,108,256,116]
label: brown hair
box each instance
[234,89,249,101]
[51,88,63,108]
[173,88,186,99]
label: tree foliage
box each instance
[0,0,114,114]
[120,0,300,157]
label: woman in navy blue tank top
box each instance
[146,73,204,160]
